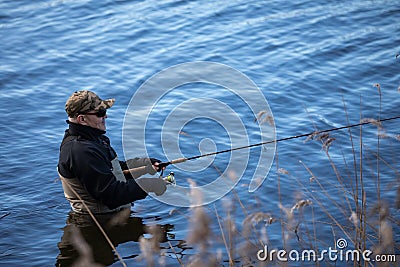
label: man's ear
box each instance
[77,115,86,124]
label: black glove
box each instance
[149,158,162,172]
[150,158,170,169]
[158,162,171,169]
[150,158,161,165]
[136,178,167,196]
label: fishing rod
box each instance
[123,115,400,175]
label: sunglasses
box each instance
[84,109,107,117]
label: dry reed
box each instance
[138,224,165,267]
[133,98,398,267]
[139,115,398,266]
[69,227,103,267]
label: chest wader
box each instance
[59,136,131,214]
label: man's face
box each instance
[78,109,107,131]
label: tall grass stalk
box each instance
[214,205,234,266]
[133,100,398,267]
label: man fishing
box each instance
[57,90,167,214]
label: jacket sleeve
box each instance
[71,143,148,209]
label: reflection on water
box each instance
[0,0,398,265]
[55,209,178,266]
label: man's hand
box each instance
[136,178,167,196]
[150,158,166,172]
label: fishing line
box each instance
[123,115,400,175]
[156,115,400,168]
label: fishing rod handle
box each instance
[170,157,187,164]
[122,158,187,175]
[122,166,146,175]
[157,157,188,169]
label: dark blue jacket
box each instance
[58,121,151,212]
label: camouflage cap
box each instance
[65,90,115,117]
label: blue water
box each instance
[1,0,399,266]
